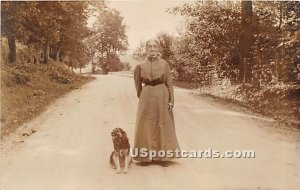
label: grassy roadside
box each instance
[173,80,300,128]
[1,61,94,138]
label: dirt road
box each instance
[1,75,299,190]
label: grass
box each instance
[1,60,94,138]
[173,80,300,128]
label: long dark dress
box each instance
[133,56,180,162]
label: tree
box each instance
[251,1,300,84]
[168,1,242,83]
[1,2,36,63]
[168,0,299,85]
[132,40,146,60]
[157,32,174,61]
[239,0,254,82]
[57,2,91,69]
[2,1,93,66]
[91,8,128,73]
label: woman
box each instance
[133,39,180,167]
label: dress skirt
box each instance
[133,83,180,162]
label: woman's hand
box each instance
[168,103,174,110]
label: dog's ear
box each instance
[119,128,125,135]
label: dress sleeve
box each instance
[134,64,142,98]
[165,62,174,105]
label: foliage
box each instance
[252,1,300,85]
[166,1,300,85]
[1,1,100,68]
[168,1,243,83]
[1,55,92,136]
[132,40,147,60]
[89,8,128,73]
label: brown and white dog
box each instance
[110,128,132,174]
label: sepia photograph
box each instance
[1,0,299,189]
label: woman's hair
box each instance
[145,39,160,50]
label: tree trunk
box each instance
[7,36,16,64]
[239,0,253,83]
[276,2,283,81]
[278,2,283,30]
[92,60,96,74]
[43,41,50,64]
[55,47,61,61]
[34,47,39,64]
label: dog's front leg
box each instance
[123,154,131,174]
[113,152,121,174]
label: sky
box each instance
[107,0,187,54]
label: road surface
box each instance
[1,75,300,190]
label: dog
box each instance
[110,128,132,174]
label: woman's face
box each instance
[146,41,159,57]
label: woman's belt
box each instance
[143,80,165,86]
